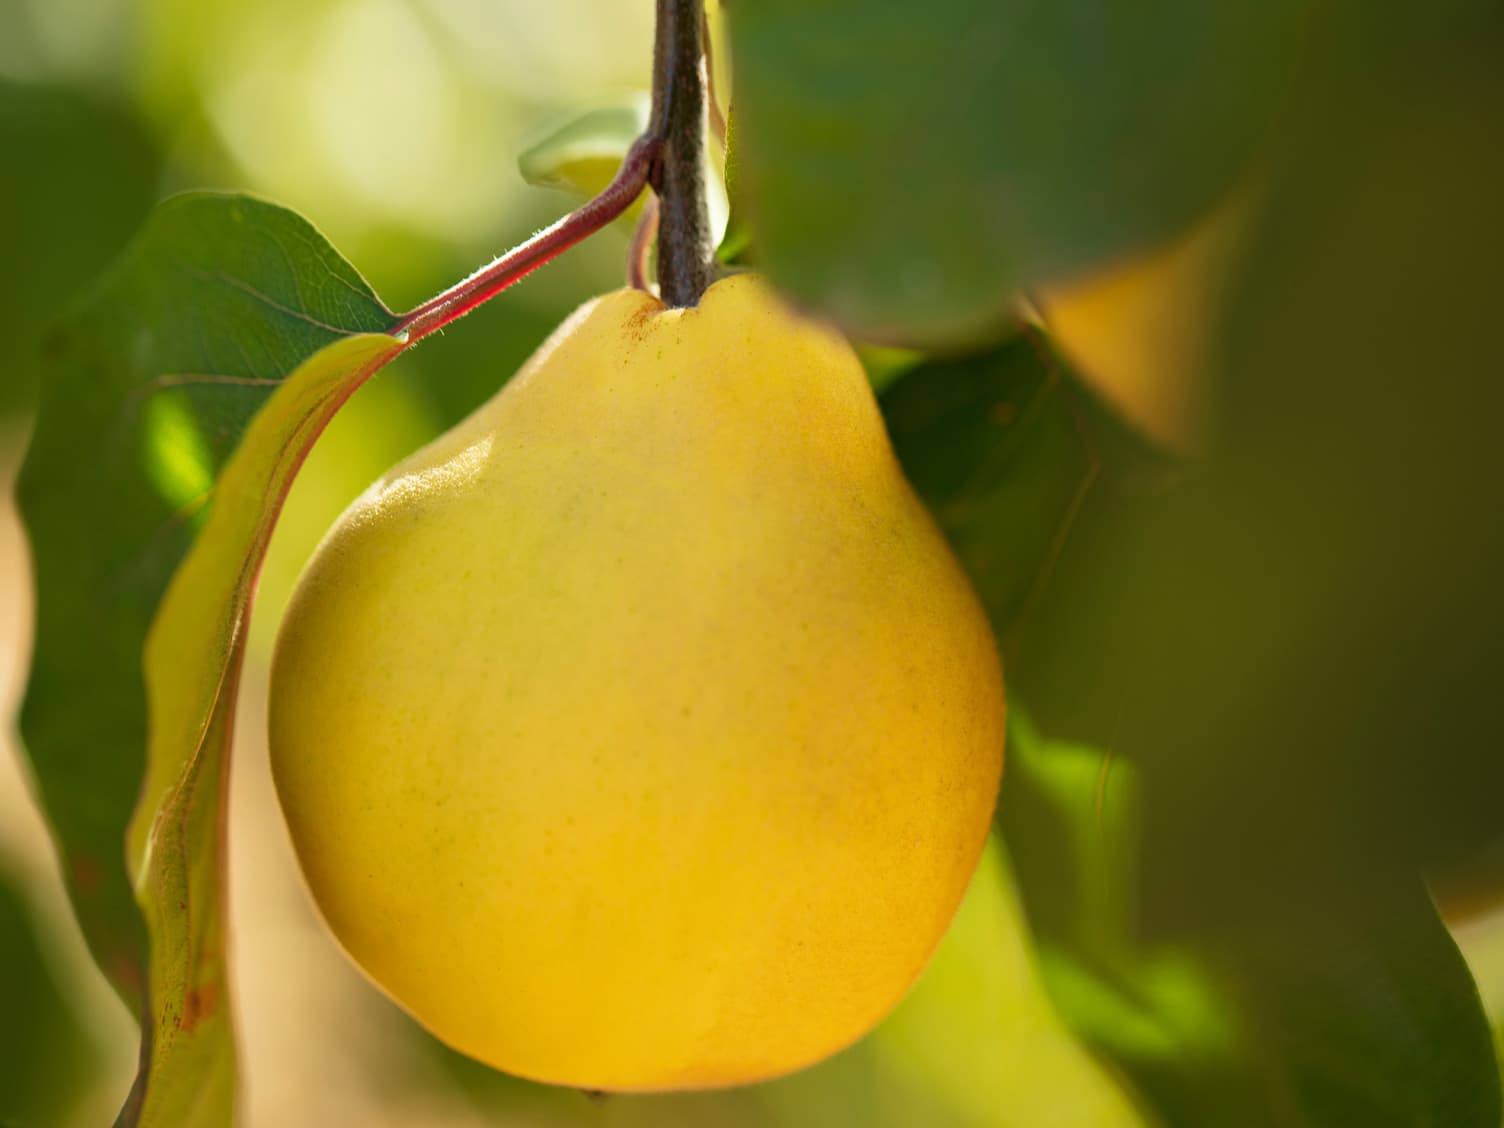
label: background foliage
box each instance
[3,0,1503,1125]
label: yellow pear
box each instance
[268,273,1005,1092]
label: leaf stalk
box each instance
[395,135,661,345]
[395,0,716,341]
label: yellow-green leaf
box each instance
[18,193,405,1124]
[518,93,650,206]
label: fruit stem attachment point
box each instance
[648,0,714,308]
[395,135,662,346]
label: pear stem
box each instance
[649,0,714,307]
[394,135,661,345]
[393,0,712,341]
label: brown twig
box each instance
[649,0,714,307]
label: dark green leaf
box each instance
[882,246,1502,1122]
[881,331,1094,631]
[1171,14,1504,886]
[19,193,404,1124]
[881,327,1170,639]
[727,0,1303,342]
[0,81,158,417]
[1002,712,1500,1128]
[996,1,1504,930]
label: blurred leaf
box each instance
[1234,885,1498,1128]
[882,299,1500,1121]
[518,94,650,208]
[881,328,1167,639]
[0,80,158,416]
[1032,192,1253,455]
[990,0,1504,938]
[0,864,101,1127]
[1164,8,1504,890]
[1003,713,1500,1127]
[19,193,404,1124]
[726,0,1303,343]
[855,343,924,397]
[868,839,1150,1127]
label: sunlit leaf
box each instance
[717,107,752,265]
[518,94,651,210]
[868,839,1150,1127]
[18,193,405,1125]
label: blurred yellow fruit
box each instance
[268,273,1005,1092]
[1034,197,1250,453]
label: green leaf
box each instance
[881,332,1096,633]
[0,80,158,417]
[865,838,1150,1127]
[518,94,651,204]
[1004,713,1500,1128]
[0,866,103,1127]
[882,317,1501,1122]
[18,193,404,1124]
[880,327,1169,639]
[985,1,1504,929]
[1164,15,1504,885]
[997,714,1247,1125]
[717,108,753,266]
[727,0,1303,342]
